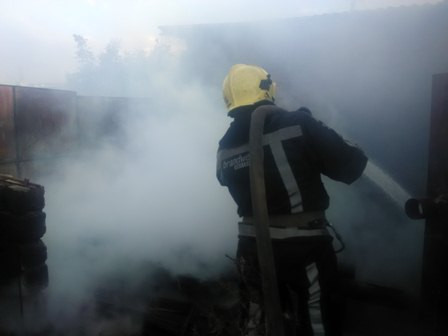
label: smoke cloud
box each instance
[1,1,447,333]
[2,39,242,334]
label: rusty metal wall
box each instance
[0,85,79,179]
[14,87,78,162]
[0,85,151,180]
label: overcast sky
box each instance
[0,0,441,85]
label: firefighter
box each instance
[216,64,368,335]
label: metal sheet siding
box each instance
[14,87,78,161]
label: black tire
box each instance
[0,269,20,285]
[0,211,46,243]
[0,177,45,214]
[24,263,49,290]
[22,240,48,267]
[0,262,22,277]
[0,240,47,270]
[0,264,49,290]
[0,246,22,282]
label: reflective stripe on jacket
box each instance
[216,104,367,217]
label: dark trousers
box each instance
[236,236,342,336]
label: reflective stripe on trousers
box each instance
[244,262,325,336]
[307,262,324,336]
[236,236,340,336]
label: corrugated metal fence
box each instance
[0,85,149,180]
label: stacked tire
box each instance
[0,175,48,291]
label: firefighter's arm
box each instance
[304,114,368,184]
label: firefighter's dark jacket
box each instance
[217,102,368,217]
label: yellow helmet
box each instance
[222,64,276,113]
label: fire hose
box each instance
[249,105,286,336]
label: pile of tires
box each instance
[0,175,48,291]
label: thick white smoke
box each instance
[2,2,447,333]
[1,42,241,334]
[46,68,238,273]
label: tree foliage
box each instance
[66,34,183,97]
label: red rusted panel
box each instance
[0,85,16,162]
[14,87,78,160]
